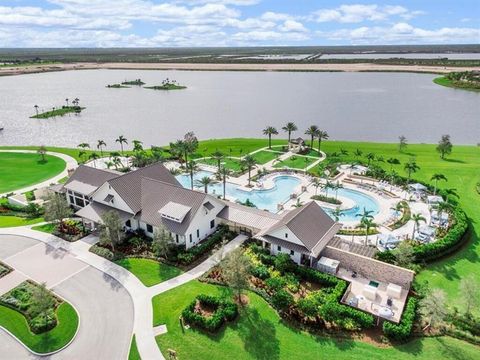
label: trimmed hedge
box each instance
[383,297,418,341]
[181,294,238,332]
[90,244,115,260]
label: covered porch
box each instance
[75,201,134,231]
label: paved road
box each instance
[0,235,134,360]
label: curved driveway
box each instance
[0,235,133,360]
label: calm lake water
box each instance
[0,69,478,147]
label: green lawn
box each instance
[115,258,183,287]
[273,155,317,170]
[153,280,479,360]
[192,138,287,158]
[251,150,282,165]
[31,106,85,119]
[0,152,66,193]
[0,302,79,354]
[31,223,56,234]
[433,77,480,92]
[197,157,243,173]
[129,335,141,360]
[0,216,44,228]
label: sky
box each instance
[0,0,479,47]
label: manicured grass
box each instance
[0,152,66,193]
[273,155,317,170]
[0,216,44,228]
[31,106,85,119]
[433,77,480,92]
[0,302,79,354]
[153,280,479,360]
[129,335,141,360]
[115,258,183,287]
[193,138,287,158]
[31,223,56,234]
[251,150,281,165]
[197,157,243,173]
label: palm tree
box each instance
[282,122,298,145]
[340,148,349,156]
[356,207,374,223]
[97,140,106,157]
[78,142,90,150]
[387,157,400,171]
[404,159,420,182]
[262,126,278,149]
[411,213,426,240]
[324,181,334,197]
[37,145,47,162]
[390,202,404,217]
[312,178,323,196]
[436,201,453,222]
[105,161,114,169]
[65,98,69,107]
[34,105,39,116]
[112,156,122,170]
[305,125,319,149]
[444,188,459,204]
[354,148,363,160]
[78,150,86,163]
[358,218,376,245]
[89,152,100,168]
[316,130,329,152]
[240,155,257,187]
[132,140,143,153]
[211,151,224,172]
[431,173,447,196]
[366,152,375,166]
[115,135,128,155]
[333,181,343,201]
[331,207,345,221]
[219,167,232,200]
[186,161,199,190]
[293,198,304,208]
[195,176,217,194]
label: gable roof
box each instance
[259,201,341,256]
[64,165,121,194]
[107,162,180,214]
[139,177,224,235]
[217,200,281,231]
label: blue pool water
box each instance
[175,171,380,220]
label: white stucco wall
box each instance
[270,242,302,264]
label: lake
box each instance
[0,69,478,147]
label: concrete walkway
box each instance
[0,149,78,197]
[0,226,248,360]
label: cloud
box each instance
[318,22,480,44]
[313,4,423,23]
[278,20,307,33]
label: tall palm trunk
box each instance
[190,171,194,190]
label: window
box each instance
[146,224,153,233]
[285,233,288,238]
[189,234,192,243]
[75,197,85,208]
[175,234,179,243]
[125,220,131,227]
[277,245,281,251]
[210,219,215,229]
[290,250,294,256]
[197,229,200,238]
[69,195,74,204]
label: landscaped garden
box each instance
[250,150,282,165]
[0,197,43,228]
[196,157,243,173]
[0,152,65,193]
[0,281,79,354]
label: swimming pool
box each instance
[175,171,380,221]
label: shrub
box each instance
[89,245,115,260]
[251,264,270,280]
[274,253,295,274]
[297,297,320,317]
[29,310,57,333]
[265,276,286,292]
[181,294,238,332]
[310,195,341,205]
[383,297,418,341]
[271,289,294,310]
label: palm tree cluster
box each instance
[262,122,329,153]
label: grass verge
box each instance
[115,258,183,287]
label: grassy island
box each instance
[106,84,130,88]
[0,281,79,354]
[121,79,145,86]
[31,105,85,119]
[434,71,480,92]
[145,78,186,90]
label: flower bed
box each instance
[181,294,238,332]
[388,201,411,230]
[0,281,60,334]
[311,195,342,205]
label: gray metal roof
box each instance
[107,162,180,213]
[139,177,223,235]
[217,200,282,231]
[75,202,132,224]
[64,165,121,189]
[259,201,341,255]
[64,180,98,196]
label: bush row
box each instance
[383,297,417,341]
[89,244,115,260]
[181,294,238,332]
